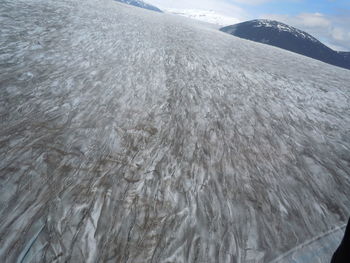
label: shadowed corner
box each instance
[268,221,347,263]
[331,217,350,263]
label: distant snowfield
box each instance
[115,0,162,12]
[0,0,350,262]
[165,8,240,26]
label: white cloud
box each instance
[296,13,331,27]
[232,0,275,4]
[262,13,331,28]
[331,27,345,41]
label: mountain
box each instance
[338,51,350,60]
[1,0,350,263]
[115,0,161,12]
[220,19,350,70]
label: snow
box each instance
[253,19,319,43]
[165,8,240,26]
[116,0,161,12]
[0,0,350,262]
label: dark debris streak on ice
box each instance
[0,0,350,262]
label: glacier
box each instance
[0,0,350,262]
[164,9,240,27]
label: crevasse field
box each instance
[0,0,349,262]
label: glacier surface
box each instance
[0,0,350,262]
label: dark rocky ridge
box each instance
[338,51,350,61]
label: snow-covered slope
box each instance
[221,19,350,70]
[165,9,240,26]
[115,0,161,12]
[1,0,350,262]
[251,19,319,42]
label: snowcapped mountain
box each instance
[115,0,161,12]
[1,0,350,263]
[221,19,350,70]
[165,9,240,26]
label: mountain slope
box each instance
[338,51,350,61]
[1,0,350,262]
[220,19,350,70]
[115,0,161,12]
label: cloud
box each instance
[296,13,331,27]
[261,12,350,50]
[261,13,331,28]
[231,0,304,6]
[331,27,345,41]
[231,0,275,4]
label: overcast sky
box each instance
[147,0,350,51]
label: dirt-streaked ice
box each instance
[0,0,349,262]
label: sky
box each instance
[146,0,350,51]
